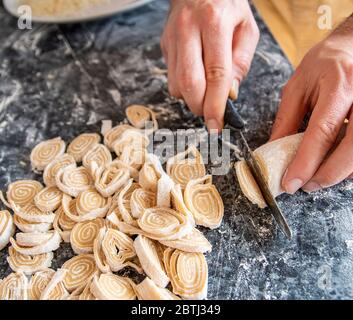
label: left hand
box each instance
[270,22,353,194]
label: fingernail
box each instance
[284,178,303,195]
[302,181,321,193]
[229,80,239,100]
[206,119,221,133]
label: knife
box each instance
[224,99,292,240]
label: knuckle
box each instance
[176,7,192,27]
[178,73,200,93]
[234,57,251,78]
[205,65,228,83]
[312,120,340,145]
[201,3,222,27]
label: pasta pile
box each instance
[0,104,224,300]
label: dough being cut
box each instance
[235,133,304,208]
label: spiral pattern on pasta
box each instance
[90,273,136,300]
[119,146,145,171]
[62,254,97,292]
[40,269,69,300]
[133,235,169,288]
[104,124,134,150]
[29,269,55,300]
[138,163,158,192]
[94,161,130,197]
[130,188,156,219]
[78,276,97,300]
[7,246,53,275]
[67,133,101,162]
[125,104,158,133]
[82,144,112,173]
[53,205,76,243]
[184,175,224,229]
[6,180,43,207]
[0,272,28,300]
[76,188,110,218]
[34,186,62,212]
[164,248,208,300]
[56,166,93,197]
[13,214,52,233]
[117,179,139,225]
[30,137,66,171]
[138,207,191,241]
[166,146,206,189]
[70,218,105,254]
[112,129,149,157]
[43,154,76,187]
[0,210,15,250]
[100,228,138,272]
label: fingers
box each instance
[270,74,308,141]
[232,15,259,87]
[175,28,206,116]
[282,85,351,194]
[202,17,234,132]
[302,111,353,192]
[164,30,181,99]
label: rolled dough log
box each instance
[235,133,304,208]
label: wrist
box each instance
[329,14,353,45]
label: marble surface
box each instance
[1,0,353,300]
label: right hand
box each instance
[161,0,259,132]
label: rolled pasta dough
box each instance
[235,133,304,208]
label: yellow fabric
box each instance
[253,0,353,67]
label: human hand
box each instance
[270,18,353,194]
[161,0,259,132]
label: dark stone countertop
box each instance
[1,0,353,300]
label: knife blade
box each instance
[224,99,292,239]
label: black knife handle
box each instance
[224,99,245,130]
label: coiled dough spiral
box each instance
[43,153,76,187]
[30,137,66,171]
[6,180,43,208]
[28,269,55,300]
[40,269,69,300]
[130,188,156,219]
[93,161,130,197]
[70,218,105,254]
[34,186,62,212]
[164,248,208,300]
[125,104,158,133]
[7,246,53,275]
[0,210,15,250]
[0,272,28,300]
[82,144,112,174]
[104,124,134,151]
[62,254,97,292]
[67,133,101,162]
[166,146,206,189]
[94,227,140,273]
[56,166,93,197]
[90,273,136,300]
[53,205,76,242]
[184,175,224,229]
